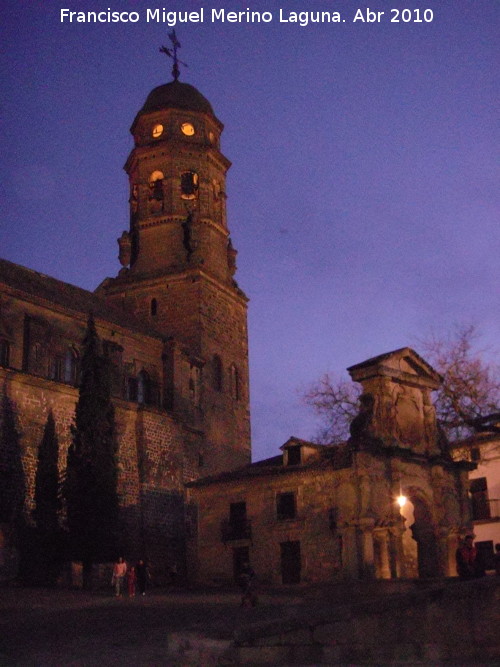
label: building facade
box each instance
[0,76,250,580]
[187,349,474,584]
[452,433,500,570]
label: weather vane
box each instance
[159,30,188,81]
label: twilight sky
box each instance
[2,1,498,462]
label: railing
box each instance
[220,519,252,542]
[472,498,500,521]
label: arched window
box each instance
[33,342,42,361]
[230,364,240,401]
[128,369,160,406]
[189,364,201,406]
[180,171,199,200]
[137,370,150,405]
[212,354,223,392]
[64,347,79,384]
[150,298,158,317]
[31,342,46,376]
[149,170,164,201]
[0,339,10,367]
[127,377,138,402]
[49,355,64,382]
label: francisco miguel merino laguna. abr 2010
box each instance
[59,7,348,26]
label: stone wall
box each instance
[226,578,500,665]
[0,365,191,580]
[160,579,500,665]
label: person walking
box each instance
[238,561,257,607]
[456,535,478,579]
[127,566,137,597]
[136,559,149,596]
[112,557,127,596]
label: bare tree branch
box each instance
[303,374,360,444]
[418,325,500,440]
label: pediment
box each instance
[347,347,441,389]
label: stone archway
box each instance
[399,499,418,577]
[406,495,440,578]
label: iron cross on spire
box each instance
[159,30,188,81]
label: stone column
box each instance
[388,524,405,578]
[359,518,376,579]
[374,529,391,579]
[458,469,473,528]
[436,526,452,577]
[340,524,359,579]
[446,531,460,577]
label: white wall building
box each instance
[454,432,500,570]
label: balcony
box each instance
[220,519,252,542]
[472,498,500,522]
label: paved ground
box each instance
[4,579,480,665]
[0,585,304,666]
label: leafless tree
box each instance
[419,325,500,440]
[303,375,361,445]
[304,325,499,445]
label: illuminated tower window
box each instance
[181,171,199,200]
[149,171,164,201]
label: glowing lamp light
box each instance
[397,495,407,508]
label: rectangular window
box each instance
[470,477,490,520]
[475,540,494,570]
[287,446,301,466]
[0,340,10,367]
[277,492,296,521]
[470,447,480,462]
[222,502,251,540]
[230,501,247,524]
[127,377,138,402]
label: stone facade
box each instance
[0,77,250,581]
[187,349,474,585]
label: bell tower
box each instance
[121,80,233,284]
[98,47,250,473]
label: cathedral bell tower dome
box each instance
[135,80,215,117]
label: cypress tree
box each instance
[65,314,119,588]
[34,411,60,533]
[32,411,62,584]
[0,394,25,524]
